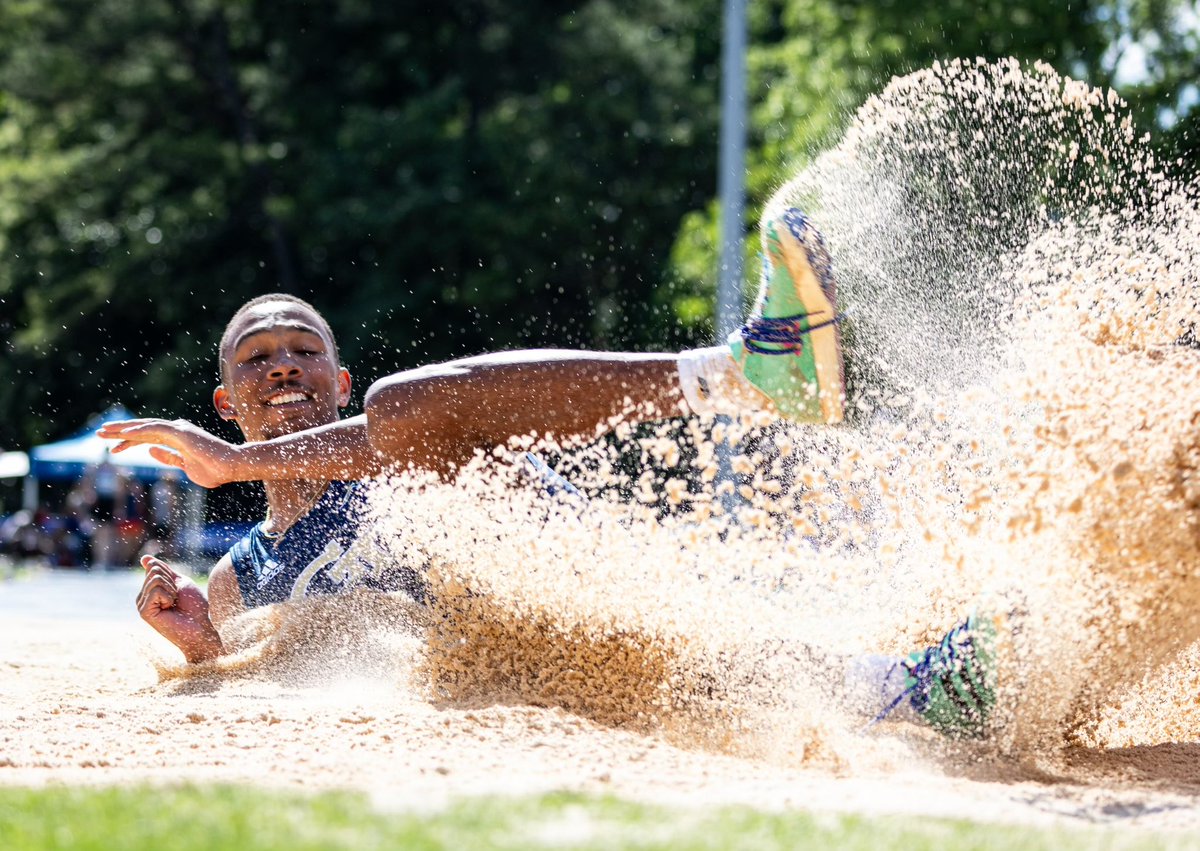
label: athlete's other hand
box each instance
[98,418,239,488]
[136,555,223,663]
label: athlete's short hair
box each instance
[218,293,341,383]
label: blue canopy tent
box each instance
[29,406,179,483]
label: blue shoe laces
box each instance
[868,620,978,727]
[739,312,847,355]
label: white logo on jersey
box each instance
[289,526,386,600]
[258,556,284,587]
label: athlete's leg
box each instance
[364,350,687,473]
[699,612,1000,739]
[364,208,847,474]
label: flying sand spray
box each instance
[164,59,1200,776]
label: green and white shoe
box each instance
[729,208,846,424]
[892,612,999,738]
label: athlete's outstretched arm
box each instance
[99,415,386,487]
[101,350,685,484]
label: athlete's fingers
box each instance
[109,440,135,454]
[96,419,138,434]
[102,417,167,427]
[140,572,175,594]
[138,566,176,593]
[137,574,178,614]
[138,588,177,617]
[148,446,187,469]
[141,561,178,585]
[141,563,178,588]
[140,554,177,576]
[98,421,188,448]
[101,428,170,447]
[142,561,184,598]
[97,419,164,437]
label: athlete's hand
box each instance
[98,418,241,488]
[136,555,223,663]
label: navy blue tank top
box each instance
[228,481,425,609]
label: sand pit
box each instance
[1,570,1200,832]
[4,58,1200,836]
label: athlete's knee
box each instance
[364,371,476,463]
[365,368,446,417]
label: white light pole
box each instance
[715,0,748,515]
[716,0,747,337]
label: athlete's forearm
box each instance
[177,618,225,664]
[230,415,390,482]
[147,608,225,665]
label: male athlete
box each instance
[103,209,997,738]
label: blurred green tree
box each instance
[1097,0,1200,169]
[662,0,1200,326]
[0,0,1196,456]
[0,0,721,449]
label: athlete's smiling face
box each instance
[214,301,351,442]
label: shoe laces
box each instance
[739,312,845,355]
[869,618,977,727]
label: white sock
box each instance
[843,654,915,724]
[676,346,769,417]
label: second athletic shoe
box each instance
[729,208,846,425]
[890,612,1000,738]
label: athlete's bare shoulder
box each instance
[207,553,245,630]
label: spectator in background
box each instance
[71,459,128,569]
[0,509,45,561]
[93,460,121,568]
[115,475,149,565]
[147,470,183,559]
[1,501,88,567]
[65,472,98,567]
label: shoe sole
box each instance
[732,209,845,424]
[772,212,845,424]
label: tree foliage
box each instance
[0,0,721,448]
[0,0,1195,452]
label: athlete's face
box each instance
[214,302,351,442]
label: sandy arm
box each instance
[100,350,682,485]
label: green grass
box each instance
[0,786,1196,851]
